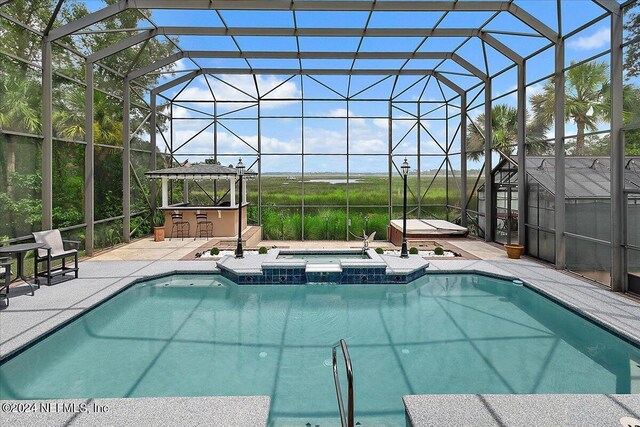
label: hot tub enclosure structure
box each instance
[0,0,639,292]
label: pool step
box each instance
[305,263,342,273]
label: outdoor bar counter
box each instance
[159,203,248,238]
[145,162,256,239]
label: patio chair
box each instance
[0,257,11,306]
[195,211,213,239]
[32,230,80,286]
[170,212,190,240]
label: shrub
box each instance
[434,246,444,256]
[409,247,419,255]
[152,210,165,227]
[375,247,384,254]
[258,246,268,254]
[210,247,220,256]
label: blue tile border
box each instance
[219,263,427,285]
[216,248,430,285]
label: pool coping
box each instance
[403,394,640,427]
[2,258,640,427]
[0,396,271,427]
[215,248,431,284]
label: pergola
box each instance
[1,0,636,291]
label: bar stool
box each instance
[195,211,214,240]
[170,211,190,240]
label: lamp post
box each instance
[235,158,245,258]
[400,158,410,258]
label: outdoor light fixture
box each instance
[401,158,410,258]
[235,158,245,258]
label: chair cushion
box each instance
[33,229,65,258]
[49,249,77,260]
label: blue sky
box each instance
[77,1,638,173]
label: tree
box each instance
[0,71,41,195]
[624,3,640,79]
[530,60,640,156]
[466,104,547,161]
[0,1,176,240]
[530,61,610,157]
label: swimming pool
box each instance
[1,273,639,426]
[276,251,370,263]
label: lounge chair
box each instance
[0,257,10,306]
[32,230,80,286]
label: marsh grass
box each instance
[188,173,481,240]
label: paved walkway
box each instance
[95,237,487,261]
[90,238,206,261]
[445,239,509,260]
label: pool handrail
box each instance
[332,339,354,427]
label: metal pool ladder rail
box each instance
[332,339,354,427]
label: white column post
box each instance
[242,180,247,204]
[230,178,236,207]
[183,179,189,204]
[161,178,168,207]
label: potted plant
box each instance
[505,244,524,259]
[503,215,524,259]
[153,210,165,242]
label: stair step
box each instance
[305,263,342,273]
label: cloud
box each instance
[161,91,451,172]
[173,58,193,73]
[567,28,610,50]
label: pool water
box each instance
[2,274,639,426]
[276,252,370,263]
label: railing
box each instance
[332,339,354,427]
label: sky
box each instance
[82,0,638,173]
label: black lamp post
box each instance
[235,158,245,258]
[400,158,410,258]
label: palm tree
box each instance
[530,61,609,156]
[466,104,547,161]
[0,71,41,196]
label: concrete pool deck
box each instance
[404,394,640,426]
[1,256,640,426]
[1,396,270,427]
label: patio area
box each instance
[86,235,505,262]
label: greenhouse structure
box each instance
[481,155,640,289]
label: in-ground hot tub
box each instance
[217,248,429,284]
[276,250,370,263]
